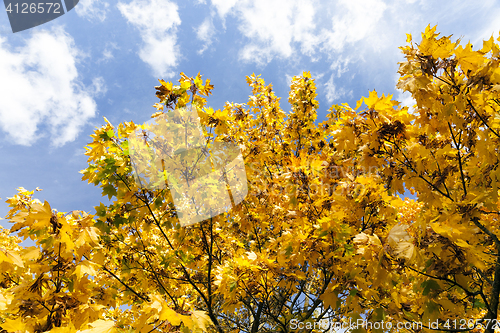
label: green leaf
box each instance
[113,215,127,227]
[102,184,117,200]
[95,203,107,217]
[154,196,163,208]
[94,220,110,233]
[473,299,485,309]
[318,230,328,238]
[421,280,441,296]
[344,243,355,256]
[372,307,386,321]
[424,300,440,318]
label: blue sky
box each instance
[0,0,499,233]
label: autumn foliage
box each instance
[1,25,500,333]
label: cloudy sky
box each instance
[0,0,499,233]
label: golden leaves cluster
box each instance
[2,26,500,333]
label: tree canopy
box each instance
[1,25,500,333]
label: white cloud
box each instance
[330,56,351,77]
[118,0,181,78]
[196,17,216,54]
[0,27,100,147]
[396,91,417,115]
[210,0,241,18]
[206,0,500,71]
[75,0,109,22]
[90,77,107,96]
[210,0,318,65]
[207,0,392,66]
[319,0,387,53]
[101,48,113,62]
[325,74,350,103]
[98,42,119,63]
[102,49,112,60]
[473,7,500,46]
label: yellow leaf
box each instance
[191,310,213,331]
[394,241,415,260]
[454,238,472,249]
[490,67,500,84]
[466,252,487,271]
[0,249,24,267]
[86,227,100,244]
[49,324,76,333]
[387,224,411,247]
[247,251,257,261]
[148,295,162,313]
[353,233,369,246]
[77,320,115,333]
[159,306,182,326]
[0,250,9,264]
[159,79,173,90]
[0,292,13,311]
[423,24,438,39]
[430,222,450,237]
[75,230,89,248]
[60,227,75,252]
[103,117,113,127]
[480,36,494,54]
[21,247,40,261]
[181,315,195,331]
[455,43,485,72]
[74,261,97,280]
[92,251,106,266]
[32,200,52,218]
[0,317,26,332]
[320,288,339,310]
[390,291,401,307]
